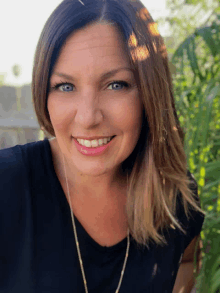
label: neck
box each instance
[65,163,127,201]
[49,137,128,201]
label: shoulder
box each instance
[0,144,25,185]
[0,144,21,168]
[0,140,47,172]
[0,140,51,221]
[0,145,28,229]
[0,139,49,197]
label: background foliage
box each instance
[160,0,220,291]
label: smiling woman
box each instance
[0,0,205,292]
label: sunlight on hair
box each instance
[138,8,150,21]
[128,33,150,61]
[148,23,160,37]
[131,46,150,61]
[128,33,138,48]
[128,28,158,62]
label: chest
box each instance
[70,195,129,247]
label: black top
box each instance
[0,139,204,293]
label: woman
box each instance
[0,0,205,292]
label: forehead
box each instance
[52,23,132,76]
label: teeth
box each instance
[91,140,99,147]
[76,137,113,148]
[84,140,91,147]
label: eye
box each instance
[59,83,74,92]
[107,81,129,90]
[52,82,74,92]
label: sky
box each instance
[0,0,168,86]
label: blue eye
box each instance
[51,82,74,92]
[51,81,130,92]
[108,81,129,90]
[59,83,74,92]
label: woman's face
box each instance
[48,23,143,178]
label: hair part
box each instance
[32,0,205,249]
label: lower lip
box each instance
[73,137,115,156]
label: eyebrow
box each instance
[52,67,135,82]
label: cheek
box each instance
[111,98,143,132]
[47,96,74,129]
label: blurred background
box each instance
[0,0,219,292]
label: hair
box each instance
[32,0,205,249]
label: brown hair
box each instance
[32,0,205,248]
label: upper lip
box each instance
[73,135,115,140]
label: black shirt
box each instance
[0,139,204,293]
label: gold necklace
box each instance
[62,154,130,293]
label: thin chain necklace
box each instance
[62,154,130,293]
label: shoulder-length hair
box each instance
[32,0,204,249]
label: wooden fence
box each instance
[0,84,42,150]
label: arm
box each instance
[173,235,202,293]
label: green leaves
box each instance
[171,12,220,293]
[196,215,220,293]
[172,20,220,84]
[196,27,218,57]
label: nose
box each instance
[74,91,104,129]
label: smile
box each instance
[73,136,115,156]
[76,136,114,148]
